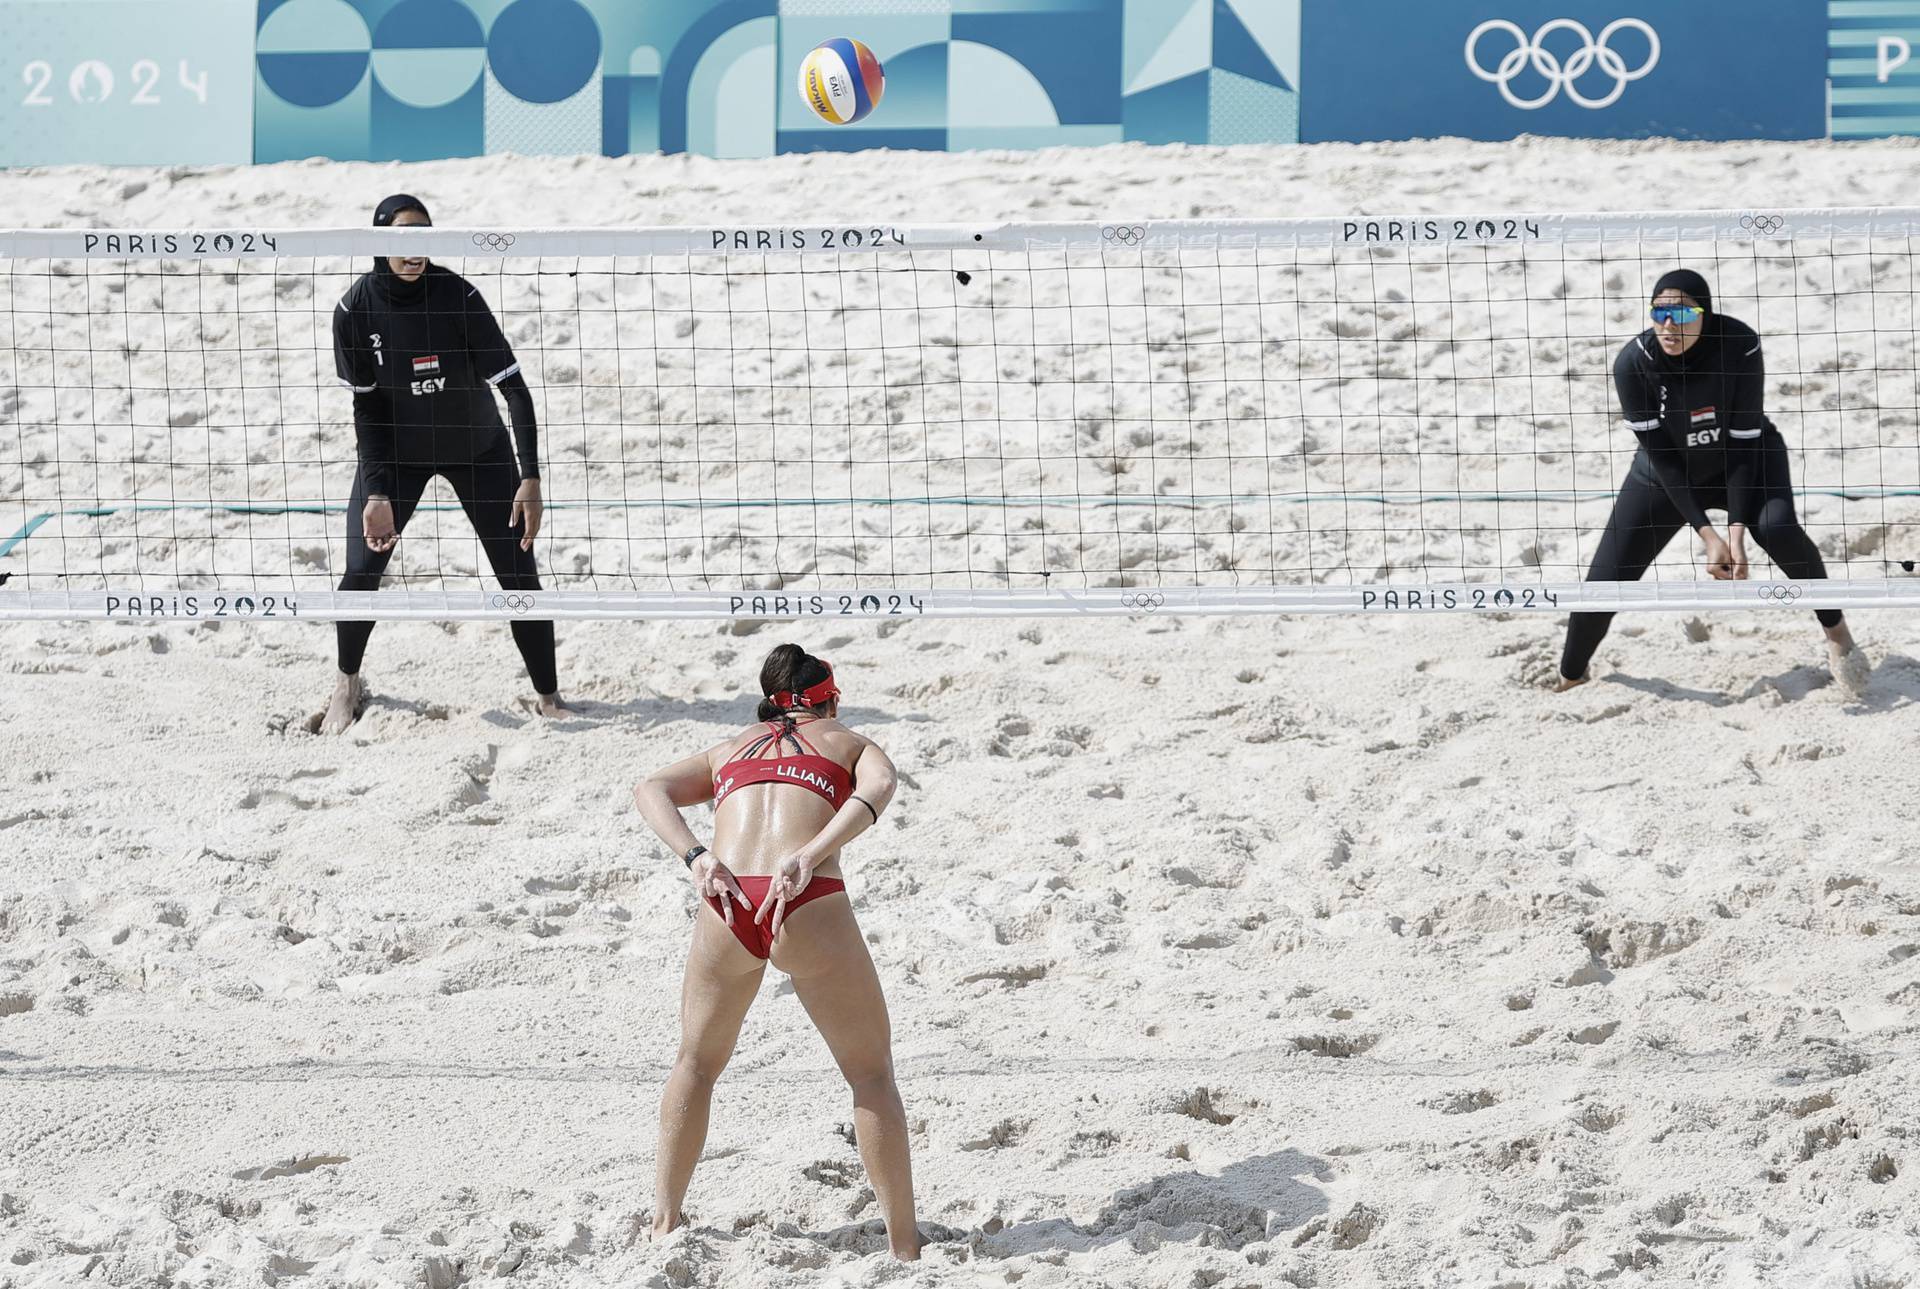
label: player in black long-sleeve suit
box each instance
[320,194,567,733]
[1555,269,1868,695]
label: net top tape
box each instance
[5,208,1920,260]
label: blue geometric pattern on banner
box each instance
[260,50,372,106]
[655,0,777,154]
[257,0,374,107]
[1212,0,1290,92]
[1123,0,1207,93]
[867,44,946,132]
[370,0,485,109]
[1830,0,1920,138]
[488,0,603,104]
[951,2,1122,124]
[1208,68,1297,144]
[601,73,629,153]
[57,0,1908,163]
[374,0,479,48]
[1121,69,1209,145]
[370,76,484,159]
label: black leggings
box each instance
[1560,448,1841,681]
[337,450,558,695]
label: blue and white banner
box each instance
[0,0,1893,166]
[0,0,255,166]
[1302,1,1827,143]
[1830,0,1920,138]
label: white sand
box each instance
[2,140,1918,1287]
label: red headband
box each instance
[771,660,839,710]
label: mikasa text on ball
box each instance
[799,38,885,125]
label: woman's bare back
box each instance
[708,717,870,878]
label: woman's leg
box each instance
[1744,493,1845,633]
[322,463,428,733]
[444,453,561,701]
[772,895,919,1260]
[1559,465,1687,683]
[1745,493,1870,693]
[654,916,765,1238]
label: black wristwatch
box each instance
[682,844,708,868]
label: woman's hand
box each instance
[691,851,751,926]
[1699,526,1737,579]
[1727,524,1751,580]
[511,478,543,550]
[363,497,398,552]
[753,851,815,939]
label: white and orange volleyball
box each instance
[798,37,885,125]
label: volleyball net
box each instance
[1,210,1917,621]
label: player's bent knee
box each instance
[843,1066,898,1099]
[671,1050,729,1087]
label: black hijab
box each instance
[1648,269,1718,370]
[372,194,432,305]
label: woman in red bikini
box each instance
[631,644,918,1260]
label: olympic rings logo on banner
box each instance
[1740,214,1786,234]
[472,232,517,250]
[1119,591,1165,612]
[1757,583,1803,603]
[1465,18,1661,111]
[1102,225,1146,245]
[491,593,535,613]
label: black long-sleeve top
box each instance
[1612,315,1769,530]
[332,264,538,497]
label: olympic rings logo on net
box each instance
[1740,214,1786,235]
[491,593,536,613]
[1465,18,1661,110]
[1102,225,1146,245]
[1757,583,1803,604]
[472,232,517,250]
[1119,591,1165,612]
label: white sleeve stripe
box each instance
[1729,428,1763,438]
[1745,343,1761,355]
[1625,417,1661,431]
[486,362,520,385]
[338,378,377,393]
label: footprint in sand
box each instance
[229,1154,349,1181]
[801,1158,862,1189]
[960,1118,1030,1152]
[1161,1087,1255,1125]
[1292,1033,1378,1059]
[1573,1103,1622,1133]
[1425,1089,1497,1115]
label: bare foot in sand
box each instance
[535,691,574,718]
[318,671,366,734]
[1827,639,1871,698]
[1550,672,1590,693]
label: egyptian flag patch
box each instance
[412,355,441,375]
[1690,406,1716,426]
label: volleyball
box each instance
[798,37,885,125]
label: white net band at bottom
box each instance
[4,579,1911,622]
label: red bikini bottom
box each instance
[704,875,847,959]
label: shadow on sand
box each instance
[1607,650,1918,713]
[793,1150,1332,1261]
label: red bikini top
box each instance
[713,719,853,810]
